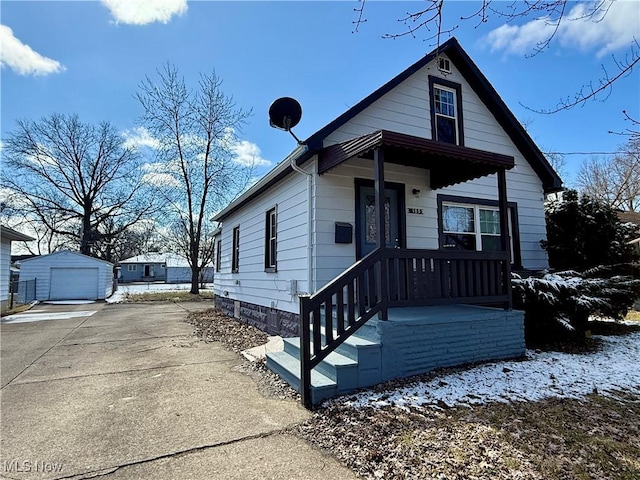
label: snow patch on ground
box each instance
[106,283,213,303]
[345,332,640,410]
[2,310,97,324]
[44,300,96,305]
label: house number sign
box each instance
[407,207,424,215]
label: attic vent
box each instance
[437,57,451,73]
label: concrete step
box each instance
[319,308,381,343]
[283,338,359,393]
[265,350,337,404]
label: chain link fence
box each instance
[9,279,36,309]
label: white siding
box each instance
[217,52,552,311]
[322,54,549,271]
[19,251,113,301]
[1,239,11,304]
[214,171,309,313]
[314,158,435,289]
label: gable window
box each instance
[215,239,221,272]
[231,226,240,273]
[265,207,277,272]
[429,76,464,146]
[438,195,521,267]
[127,264,137,272]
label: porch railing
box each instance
[299,248,511,407]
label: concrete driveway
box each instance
[1,302,355,479]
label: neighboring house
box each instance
[1,226,35,312]
[19,251,114,301]
[119,253,214,284]
[618,211,640,256]
[212,38,562,405]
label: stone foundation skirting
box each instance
[215,296,300,337]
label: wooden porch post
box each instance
[497,168,513,309]
[374,147,388,319]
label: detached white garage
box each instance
[19,251,114,301]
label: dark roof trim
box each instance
[212,145,313,221]
[303,37,562,193]
[444,41,562,193]
[302,38,460,149]
[216,37,562,220]
[318,129,514,174]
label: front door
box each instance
[144,264,154,277]
[356,183,403,259]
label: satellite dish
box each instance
[269,97,302,132]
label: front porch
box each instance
[266,303,524,405]
[269,129,521,406]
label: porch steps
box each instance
[265,328,382,404]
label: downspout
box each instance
[290,154,314,295]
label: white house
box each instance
[19,251,114,301]
[212,38,562,405]
[1,226,35,312]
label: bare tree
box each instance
[136,64,253,294]
[353,1,639,121]
[2,114,155,259]
[576,138,640,211]
[96,217,163,264]
[0,192,65,255]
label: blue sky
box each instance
[1,1,639,186]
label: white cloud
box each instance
[122,127,160,150]
[485,0,638,57]
[142,171,182,188]
[0,25,65,76]
[131,127,271,169]
[231,140,271,167]
[141,162,182,188]
[101,0,187,25]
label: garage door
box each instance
[50,267,99,300]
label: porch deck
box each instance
[266,304,525,405]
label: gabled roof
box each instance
[120,253,170,265]
[214,37,562,221]
[1,226,35,242]
[617,211,640,226]
[21,250,114,267]
[305,37,561,191]
[120,253,188,267]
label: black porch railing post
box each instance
[299,295,312,408]
[497,168,513,309]
[374,147,389,319]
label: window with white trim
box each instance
[429,76,464,146]
[127,264,137,272]
[433,86,458,144]
[265,207,277,272]
[215,239,221,272]
[441,202,518,265]
[231,226,240,273]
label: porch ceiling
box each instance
[317,130,515,189]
